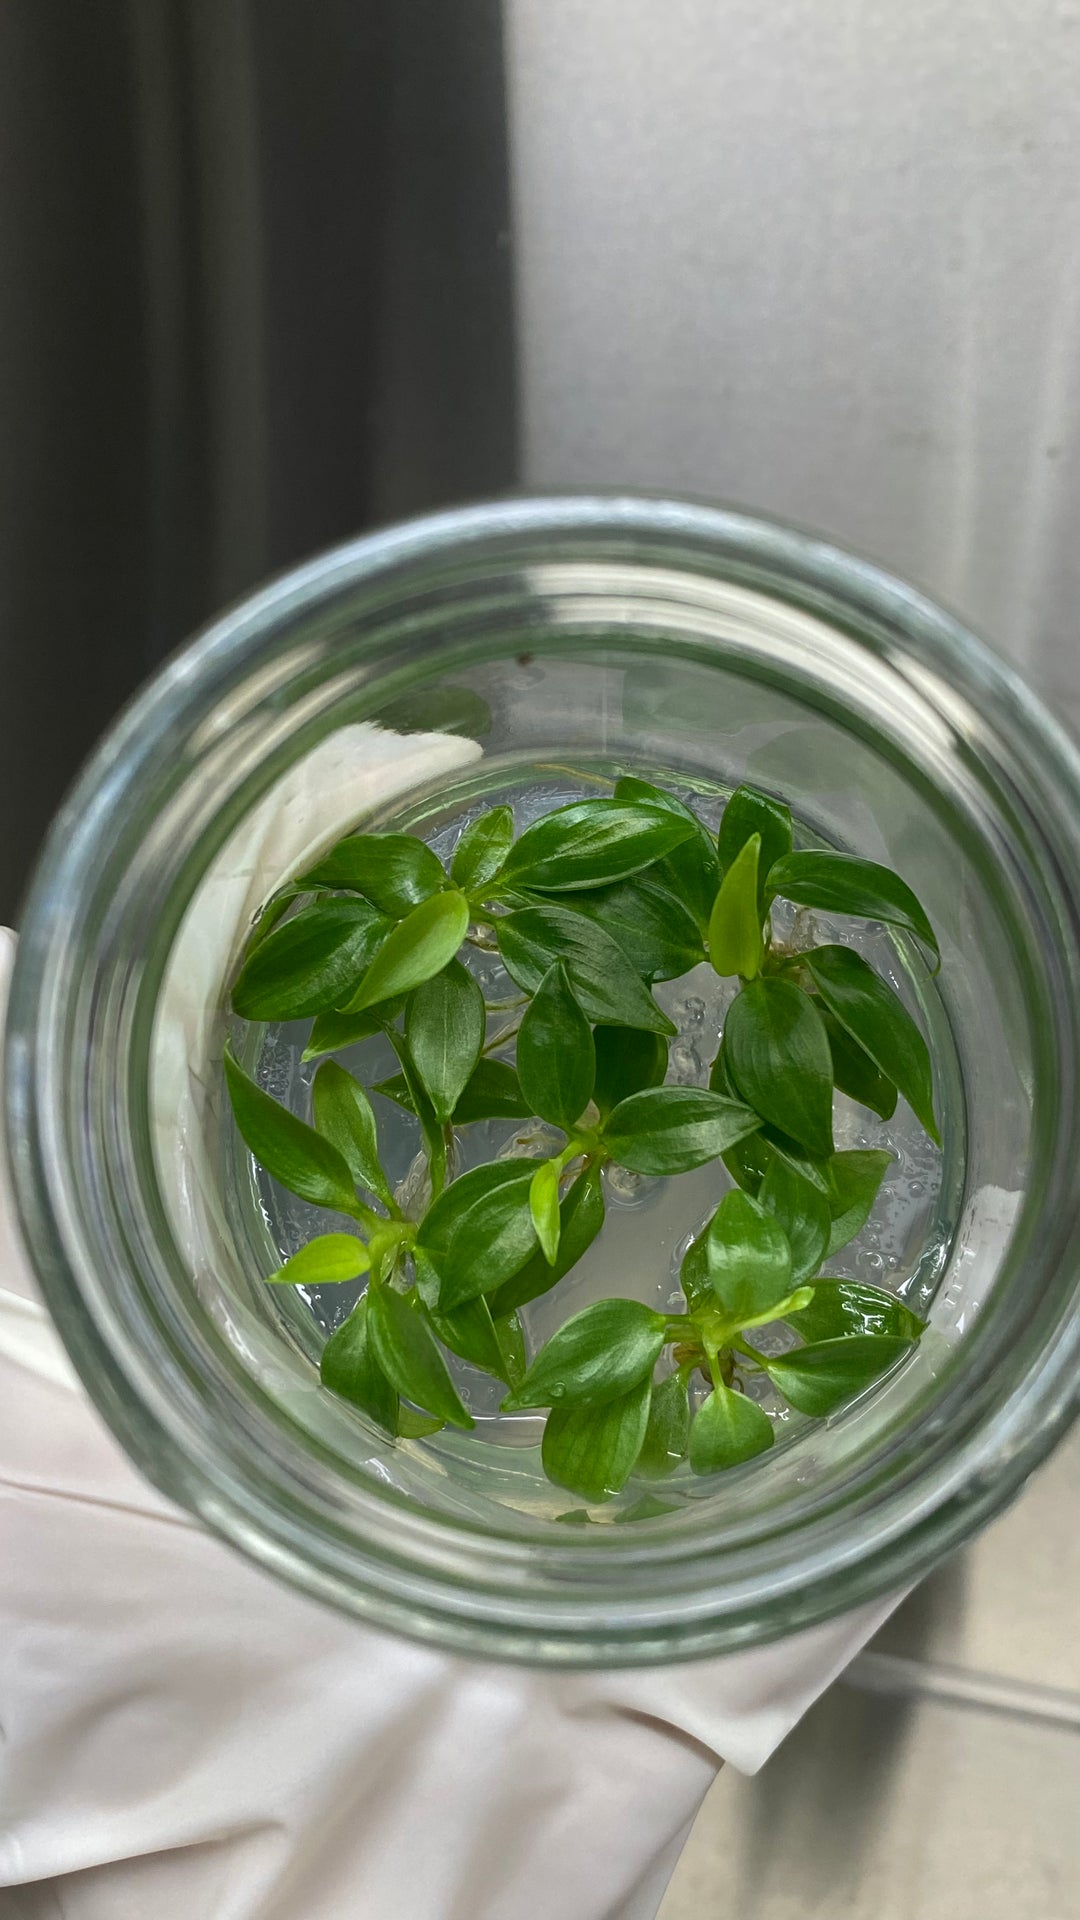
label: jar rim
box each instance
[7,492,1080,1665]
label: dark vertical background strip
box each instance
[0,0,518,920]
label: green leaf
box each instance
[717,784,792,898]
[497,904,676,1035]
[416,1159,538,1310]
[824,1149,893,1256]
[614,776,720,932]
[451,806,514,892]
[269,1234,371,1285]
[232,899,389,1021]
[495,1310,526,1389]
[516,961,596,1131]
[820,1006,898,1121]
[374,684,492,739]
[224,1048,360,1215]
[404,959,485,1125]
[787,1279,926,1342]
[320,1296,398,1433]
[302,1000,404,1060]
[767,852,939,960]
[635,1372,691,1477]
[529,1160,562,1264]
[552,877,705,982]
[803,946,939,1144]
[680,1235,712,1312]
[311,1060,394,1208]
[707,832,763,978]
[592,1026,669,1119]
[706,1189,793,1322]
[723,978,835,1160]
[502,1298,668,1410]
[487,1165,606,1317]
[499,797,696,893]
[541,1379,652,1501]
[758,1156,831,1284]
[761,1333,914,1415]
[449,1058,532,1123]
[427,1294,512,1381]
[689,1383,775,1472]
[299,831,445,918]
[343,891,470,1013]
[367,1286,474,1428]
[397,1406,446,1438]
[603,1086,761,1175]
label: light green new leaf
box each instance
[269,1234,371,1285]
[591,1026,669,1119]
[516,961,596,1131]
[343,891,470,1012]
[405,959,485,1123]
[717,784,793,895]
[311,1059,394,1208]
[502,1298,668,1411]
[761,1333,914,1416]
[224,1049,360,1216]
[416,1159,538,1311]
[367,1286,474,1429]
[689,1383,775,1473]
[488,1165,606,1317]
[299,831,445,918]
[723,978,835,1160]
[529,1160,562,1265]
[707,832,763,978]
[825,1149,893,1256]
[319,1296,398,1433]
[541,1379,653,1502]
[635,1372,691,1478]
[767,852,939,960]
[450,806,514,893]
[705,1188,793,1322]
[786,1279,926,1343]
[232,898,389,1021]
[499,797,695,893]
[603,1086,761,1175]
[758,1155,831,1284]
[497,904,676,1035]
[803,946,939,1144]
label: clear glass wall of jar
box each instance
[6,496,1080,1665]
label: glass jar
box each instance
[6,495,1080,1666]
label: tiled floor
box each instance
[659,1420,1080,1919]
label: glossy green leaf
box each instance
[603,1086,761,1175]
[405,959,485,1124]
[299,831,445,918]
[707,832,763,978]
[758,1156,831,1284]
[516,961,596,1131]
[689,1383,775,1473]
[635,1372,691,1478]
[269,1234,371,1285]
[761,1333,914,1415]
[824,1150,894,1256]
[803,946,939,1144]
[787,1279,926,1343]
[495,1310,526,1389]
[232,898,388,1021]
[224,1049,360,1216]
[373,684,492,739]
[302,1000,404,1061]
[723,978,835,1160]
[343,891,470,1012]
[821,1005,898,1121]
[614,776,720,932]
[705,1189,793,1322]
[680,1234,712,1312]
[541,1379,652,1502]
[499,797,696,893]
[320,1297,398,1433]
[244,884,302,957]
[529,1160,562,1264]
[497,904,676,1035]
[450,805,514,892]
[717,783,793,894]
[502,1298,668,1410]
[448,1058,532,1123]
[311,1059,394,1207]
[767,851,939,959]
[416,1159,538,1310]
[397,1406,446,1438]
[367,1285,474,1429]
[553,877,705,982]
[488,1165,606,1317]
[427,1294,512,1381]
[592,1026,669,1119]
